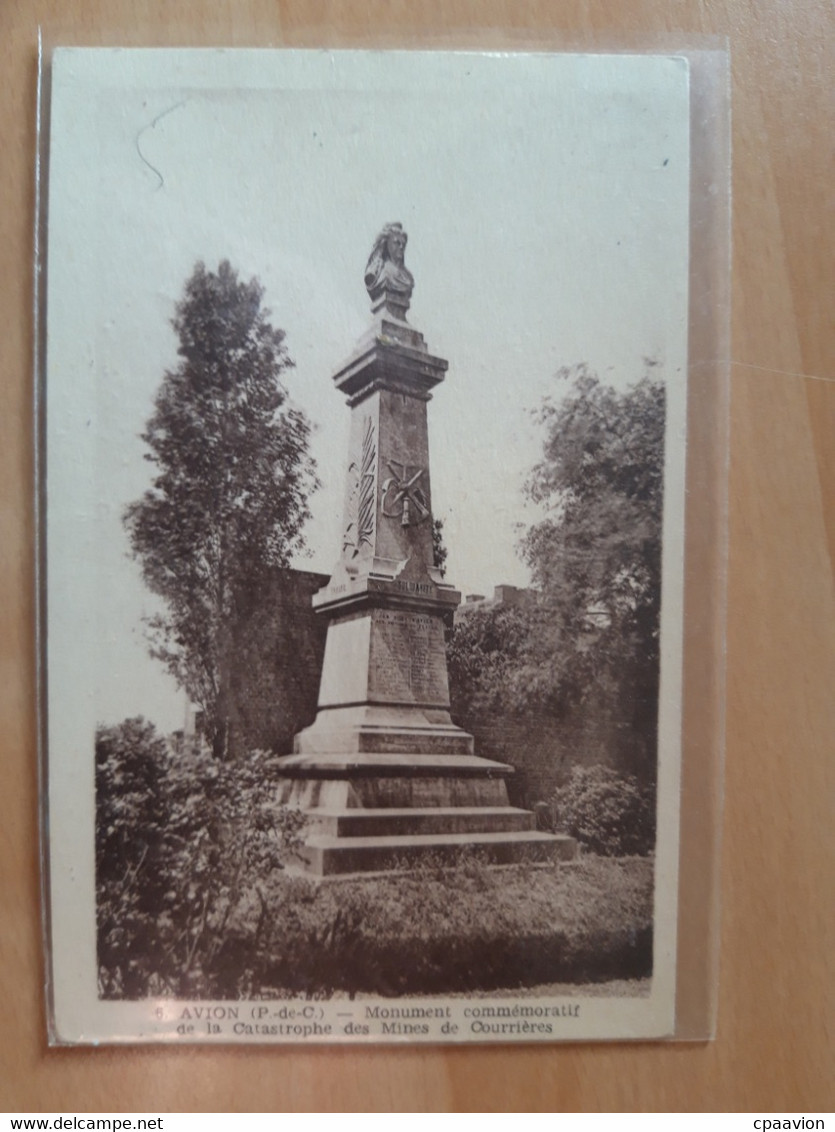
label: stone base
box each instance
[293,705,474,757]
[299,831,578,876]
[275,750,577,877]
[307,805,536,837]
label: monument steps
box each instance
[309,805,536,837]
[277,751,520,811]
[301,829,577,876]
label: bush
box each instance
[551,765,655,857]
[250,855,653,997]
[96,718,305,999]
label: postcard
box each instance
[43,47,690,1043]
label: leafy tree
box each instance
[447,364,665,787]
[124,261,318,757]
[521,364,665,781]
[448,602,542,717]
[522,365,664,645]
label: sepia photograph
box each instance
[43,47,691,1043]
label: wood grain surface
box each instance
[1,0,832,1113]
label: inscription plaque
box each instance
[370,609,448,705]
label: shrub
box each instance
[96,718,305,999]
[252,855,653,997]
[551,765,655,857]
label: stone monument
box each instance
[276,223,576,875]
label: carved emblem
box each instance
[356,418,376,546]
[381,460,430,527]
[343,417,376,558]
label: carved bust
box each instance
[364,222,414,317]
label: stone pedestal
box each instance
[276,231,575,875]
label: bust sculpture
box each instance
[364,222,414,318]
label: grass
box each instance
[222,854,654,999]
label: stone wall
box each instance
[227,568,329,757]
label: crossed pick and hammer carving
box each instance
[381,460,430,527]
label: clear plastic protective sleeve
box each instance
[35,31,730,1046]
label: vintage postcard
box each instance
[42,48,691,1043]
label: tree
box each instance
[448,601,542,717]
[446,364,665,789]
[519,364,665,781]
[124,261,318,758]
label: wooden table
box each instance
[1,1,831,1112]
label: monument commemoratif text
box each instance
[277,224,576,874]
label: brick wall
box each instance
[456,706,646,809]
[227,568,329,757]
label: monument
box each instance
[276,223,576,875]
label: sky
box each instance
[46,49,690,733]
